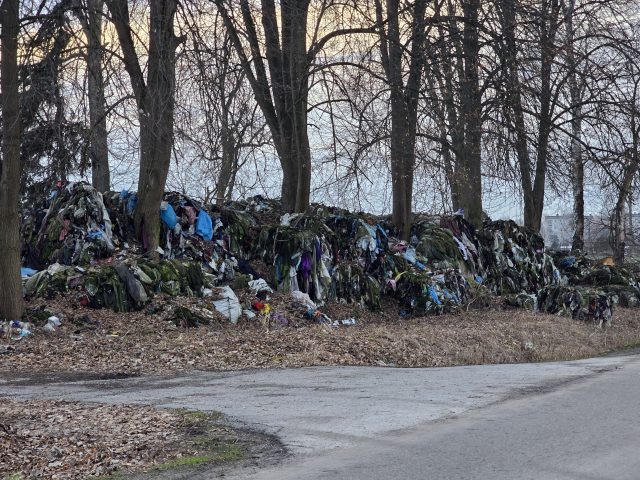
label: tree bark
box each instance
[376,0,427,238]
[499,0,559,232]
[136,0,178,254]
[0,0,24,320]
[86,0,110,192]
[613,148,640,264]
[566,0,584,253]
[107,0,179,254]
[459,0,483,227]
[215,116,234,205]
[571,138,585,252]
[613,185,631,265]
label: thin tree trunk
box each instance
[86,0,110,192]
[0,0,24,320]
[629,196,634,245]
[614,149,640,264]
[215,120,234,206]
[564,0,584,253]
[613,189,629,265]
[571,144,585,252]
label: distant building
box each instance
[542,213,639,253]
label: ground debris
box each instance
[0,398,201,479]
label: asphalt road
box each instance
[2,354,640,479]
[238,356,640,480]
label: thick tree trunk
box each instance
[282,0,311,213]
[376,0,426,238]
[390,110,414,238]
[459,0,483,228]
[108,0,178,254]
[134,0,178,255]
[86,0,110,192]
[0,0,24,321]
[213,0,326,214]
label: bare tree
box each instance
[175,6,269,205]
[374,0,429,237]
[107,0,181,253]
[212,0,374,212]
[73,0,110,191]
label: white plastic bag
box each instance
[212,286,242,324]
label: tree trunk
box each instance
[629,196,634,245]
[0,0,24,321]
[134,0,178,254]
[613,156,638,265]
[613,195,628,265]
[108,0,178,254]
[571,143,585,252]
[282,0,311,212]
[459,0,483,227]
[390,110,414,238]
[86,0,110,192]
[376,0,426,237]
[215,119,234,206]
[565,0,584,253]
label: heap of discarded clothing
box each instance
[22,182,116,270]
[533,252,640,323]
[477,220,559,296]
[23,259,207,312]
[20,181,630,323]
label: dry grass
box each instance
[2,296,640,375]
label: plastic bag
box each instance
[212,286,242,323]
[160,202,178,229]
[196,209,213,241]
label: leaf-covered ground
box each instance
[2,296,640,375]
[0,397,280,479]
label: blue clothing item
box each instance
[559,256,577,269]
[195,209,213,241]
[21,267,38,278]
[119,190,138,214]
[127,195,138,214]
[443,288,461,304]
[160,203,178,230]
[87,230,105,240]
[428,285,442,305]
